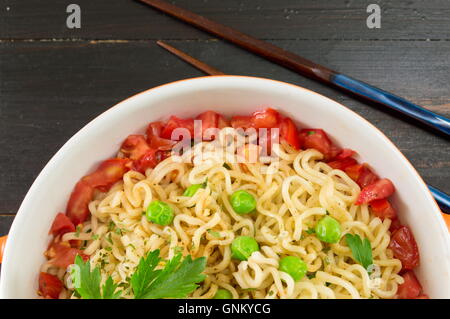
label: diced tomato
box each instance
[67,158,130,225]
[121,135,151,160]
[334,148,356,160]
[38,272,63,299]
[345,163,379,188]
[46,242,89,269]
[231,108,280,131]
[357,166,380,188]
[344,164,363,181]
[299,129,340,160]
[258,127,280,155]
[231,115,253,130]
[397,271,422,299]
[66,180,94,226]
[217,115,230,129]
[196,110,218,131]
[69,239,82,249]
[149,135,176,151]
[370,199,397,219]
[389,217,403,232]
[251,108,280,129]
[160,116,195,140]
[83,158,130,192]
[389,226,420,270]
[145,122,176,151]
[146,121,165,140]
[279,117,300,149]
[196,111,225,140]
[157,150,171,162]
[356,178,395,205]
[49,213,75,236]
[133,148,158,173]
[329,145,341,160]
[327,157,357,170]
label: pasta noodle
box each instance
[41,128,403,299]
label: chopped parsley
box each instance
[75,225,81,238]
[207,229,222,238]
[106,233,113,245]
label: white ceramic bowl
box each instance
[1,76,449,298]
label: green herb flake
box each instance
[106,233,113,245]
[207,229,222,238]
[307,273,316,279]
[172,246,183,255]
[75,226,81,238]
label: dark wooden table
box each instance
[0,0,449,237]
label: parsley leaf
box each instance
[73,255,121,299]
[102,277,122,299]
[131,250,161,299]
[345,234,373,271]
[131,249,206,299]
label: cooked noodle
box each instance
[41,128,403,299]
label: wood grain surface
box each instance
[0,0,449,235]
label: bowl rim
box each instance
[1,75,449,297]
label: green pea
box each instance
[231,236,259,261]
[146,200,174,226]
[315,216,341,243]
[279,256,307,281]
[213,289,233,299]
[183,183,205,197]
[230,190,256,214]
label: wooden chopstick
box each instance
[157,41,224,75]
[138,0,450,137]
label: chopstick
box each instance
[138,0,450,137]
[156,40,225,75]
[157,40,450,214]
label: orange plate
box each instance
[443,213,450,232]
[0,235,7,263]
